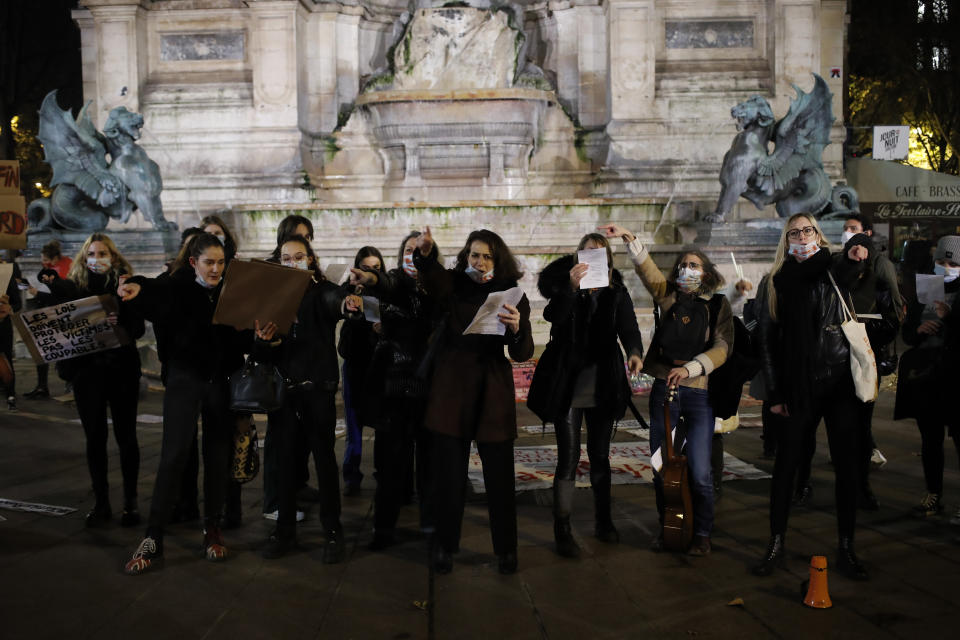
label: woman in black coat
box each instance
[47,233,145,527]
[754,213,869,580]
[528,233,644,557]
[365,231,439,549]
[258,234,370,560]
[118,233,262,575]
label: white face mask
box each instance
[841,230,856,245]
[788,241,820,261]
[86,257,111,274]
[934,263,960,283]
[676,267,702,293]
[282,259,309,271]
[195,273,217,289]
[465,264,493,283]
[402,253,417,277]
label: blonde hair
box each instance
[766,213,831,322]
[66,232,133,291]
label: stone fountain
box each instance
[313,6,592,203]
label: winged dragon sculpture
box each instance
[706,74,858,224]
[27,90,176,232]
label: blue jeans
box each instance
[341,362,364,486]
[649,379,715,537]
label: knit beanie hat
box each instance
[935,236,960,263]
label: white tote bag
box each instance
[828,272,878,402]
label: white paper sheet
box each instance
[25,274,50,294]
[0,262,12,293]
[361,295,381,323]
[577,248,609,289]
[463,287,524,336]
[916,274,945,305]
[323,263,349,284]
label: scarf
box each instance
[772,248,832,416]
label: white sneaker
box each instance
[870,448,887,469]
[262,510,305,522]
[950,507,960,526]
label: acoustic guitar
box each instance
[661,384,693,551]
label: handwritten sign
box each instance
[873,125,910,161]
[13,295,127,365]
[0,194,27,249]
[0,160,20,194]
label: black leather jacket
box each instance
[759,250,863,407]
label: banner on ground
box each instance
[13,295,129,364]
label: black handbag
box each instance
[231,420,260,483]
[229,356,285,413]
[876,341,899,377]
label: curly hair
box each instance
[454,229,523,281]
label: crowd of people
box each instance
[1,211,958,580]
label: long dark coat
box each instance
[415,253,534,443]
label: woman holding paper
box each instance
[414,227,533,575]
[599,224,733,557]
[528,233,644,558]
[751,214,870,579]
[117,233,268,574]
[896,235,960,521]
[258,234,370,560]
[46,233,145,528]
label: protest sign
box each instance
[873,125,910,161]
[13,295,128,365]
[0,194,27,250]
[916,273,946,305]
[212,259,313,334]
[0,160,20,194]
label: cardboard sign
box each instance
[0,194,27,250]
[0,160,19,194]
[212,259,314,335]
[13,295,128,365]
[873,125,910,161]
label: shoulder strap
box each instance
[707,293,723,341]
[827,271,856,323]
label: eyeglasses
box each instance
[787,226,817,240]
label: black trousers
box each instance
[796,398,876,495]
[0,318,14,396]
[769,376,862,539]
[268,388,340,535]
[553,407,614,520]
[433,433,516,556]
[373,396,432,533]
[147,366,232,536]
[916,410,960,495]
[72,366,141,506]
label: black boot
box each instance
[432,545,453,575]
[553,517,580,558]
[836,536,869,580]
[321,526,345,564]
[592,476,619,543]
[752,534,786,576]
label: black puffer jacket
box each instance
[258,279,347,392]
[759,248,863,411]
[527,255,644,423]
[49,270,144,381]
[124,268,250,381]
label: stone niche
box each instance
[310,6,592,203]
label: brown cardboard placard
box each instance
[0,194,27,250]
[212,259,313,334]
[13,295,129,365]
[0,160,20,195]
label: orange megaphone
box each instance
[802,555,832,609]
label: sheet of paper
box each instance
[323,263,349,284]
[361,295,381,323]
[25,274,50,294]
[577,248,609,289]
[650,427,681,473]
[463,287,524,336]
[0,262,13,293]
[730,252,744,280]
[916,274,945,305]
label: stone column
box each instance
[72,9,98,119]
[81,0,146,128]
[820,0,849,174]
[249,0,299,125]
[552,1,608,128]
[606,0,655,122]
[774,0,820,94]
